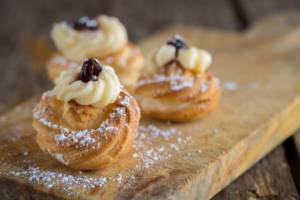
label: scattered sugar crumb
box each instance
[5,100,200,195]
[115,174,123,184]
[223,81,237,91]
[138,124,178,140]
[138,75,194,92]
[200,83,208,93]
[8,165,108,194]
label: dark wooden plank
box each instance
[108,0,239,41]
[4,17,298,199]
[239,0,300,24]
[213,147,299,200]
[290,131,300,191]
[295,131,300,153]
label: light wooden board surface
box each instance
[0,14,300,200]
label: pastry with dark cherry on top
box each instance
[33,58,140,170]
[135,35,221,122]
[46,15,144,91]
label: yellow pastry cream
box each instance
[33,58,140,170]
[47,15,144,91]
[54,59,121,107]
[155,35,212,74]
[135,35,221,122]
[51,15,127,61]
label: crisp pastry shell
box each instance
[33,90,140,170]
[135,73,221,122]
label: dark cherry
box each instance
[73,16,99,31]
[79,58,103,82]
[166,35,188,56]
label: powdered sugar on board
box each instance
[0,78,263,197]
[7,166,108,192]
[222,80,260,91]
[133,124,192,169]
[1,114,195,197]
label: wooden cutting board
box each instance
[0,13,300,200]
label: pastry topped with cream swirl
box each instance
[135,35,221,122]
[52,15,127,61]
[54,58,121,107]
[33,58,140,170]
[155,34,212,74]
[46,15,144,91]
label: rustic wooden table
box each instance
[1,0,300,199]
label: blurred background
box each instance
[1,0,300,199]
[1,0,300,107]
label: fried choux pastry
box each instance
[135,35,221,122]
[46,15,144,91]
[33,58,140,170]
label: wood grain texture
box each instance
[213,147,299,200]
[139,17,300,200]
[0,14,300,200]
[1,3,298,198]
[238,8,300,192]
[1,0,300,198]
[241,13,300,195]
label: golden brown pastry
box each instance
[46,15,144,91]
[135,35,221,122]
[33,58,140,170]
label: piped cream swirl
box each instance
[51,15,128,61]
[155,44,212,74]
[54,65,121,107]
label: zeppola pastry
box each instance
[46,15,144,91]
[33,58,140,170]
[135,35,221,122]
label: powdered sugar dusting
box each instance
[133,124,192,169]
[3,122,194,196]
[3,94,197,197]
[223,81,238,91]
[222,80,261,91]
[138,75,194,92]
[200,83,209,93]
[32,93,129,150]
[138,124,178,140]
[170,77,194,91]
[8,165,108,194]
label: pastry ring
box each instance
[135,35,221,122]
[33,58,140,170]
